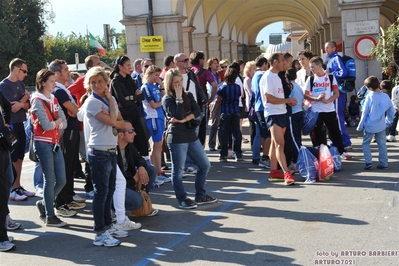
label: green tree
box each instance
[372,17,399,85]
[0,0,46,86]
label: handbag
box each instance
[29,133,39,162]
[131,180,153,217]
[185,119,200,129]
[0,126,17,150]
[302,107,319,135]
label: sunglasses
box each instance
[178,58,189,63]
[144,65,151,68]
[119,129,135,134]
[19,68,28,74]
[220,65,227,69]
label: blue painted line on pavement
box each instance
[133,176,269,266]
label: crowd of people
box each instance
[0,41,398,250]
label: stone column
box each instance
[322,23,331,47]
[338,0,385,89]
[310,36,316,54]
[208,36,223,59]
[221,40,233,61]
[231,42,240,61]
[182,26,196,57]
[121,15,186,66]
[326,17,342,42]
[315,32,321,55]
[192,33,211,58]
[237,44,246,61]
[246,45,261,61]
[319,27,325,52]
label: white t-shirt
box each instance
[259,70,286,116]
[235,77,244,107]
[305,73,338,113]
[183,73,198,102]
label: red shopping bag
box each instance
[318,144,334,181]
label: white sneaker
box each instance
[9,189,27,201]
[341,152,352,160]
[184,167,197,174]
[387,135,396,142]
[93,231,121,247]
[108,224,129,238]
[0,241,15,252]
[152,177,164,188]
[157,173,171,183]
[16,187,35,197]
[36,188,44,196]
[258,158,271,169]
[5,215,21,230]
[72,194,86,203]
[113,216,141,231]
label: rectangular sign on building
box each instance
[346,20,379,36]
[140,36,164,52]
[269,34,282,45]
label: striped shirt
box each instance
[217,83,241,114]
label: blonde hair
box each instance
[84,66,109,89]
[164,68,183,97]
[143,65,162,83]
[243,61,256,78]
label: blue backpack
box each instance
[338,55,356,93]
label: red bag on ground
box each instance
[318,144,334,181]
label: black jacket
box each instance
[110,73,145,119]
[185,69,208,107]
[117,143,147,190]
[0,91,11,125]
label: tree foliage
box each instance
[0,0,46,86]
[372,17,399,85]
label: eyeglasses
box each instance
[19,68,28,74]
[220,65,227,69]
[178,58,189,63]
[54,59,66,65]
[144,65,150,68]
[118,129,135,134]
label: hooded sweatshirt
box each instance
[31,93,67,144]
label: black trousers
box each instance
[0,148,10,242]
[314,111,345,154]
[55,129,79,208]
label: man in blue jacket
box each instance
[325,41,353,150]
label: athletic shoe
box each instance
[35,187,44,196]
[341,152,352,160]
[195,194,217,205]
[5,215,21,230]
[9,189,27,201]
[377,164,388,170]
[344,146,353,151]
[113,216,141,231]
[56,205,77,217]
[235,155,244,162]
[242,138,250,144]
[184,166,197,174]
[157,173,171,183]
[284,172,295,186]
[85,191,94,199]
[252,159,260,164]
[259,158,271,169]
[209,147,216,151]
[179,198,197,209]
[219,156,228,162]
[364,164,372,170]
[147,209,159,217]
[36,200,46,223]
[268,169,285,182]
[46,216,67,227]
[108,224,129,238]
[72,194,86,203]
[387,135,396,142]
[93,231,121,247]
[66,201,86,210]
[161,165,169,170]
[152,177,164,188]
[16,187,35,197]
[0,241,15,252]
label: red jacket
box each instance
[68,75,86,131]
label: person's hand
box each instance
[137,166,149,186]
[317,93,325,101]
[174,85,183,98]
[10,101,22,113]
[55,118,62,127]
[286,98,297,106]
[135,89,142,95]
[67,110,76,117]
[105,89,113,101]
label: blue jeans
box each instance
[184,125,200,168]
[34,141,66,217]
[388,111,398,136]
[125,163,156,211]
[167,140,210,202]
[336,93,352,147]
[252,122,261,160]
[362,130,388,167]
[33,162,43,190]
[88,149,117,233]
[219,113,242,158]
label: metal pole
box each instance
[147,0,155,62]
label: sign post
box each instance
[353,36,377,77]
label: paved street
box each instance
[1,125,398,266]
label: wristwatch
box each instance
[129,95,134,101]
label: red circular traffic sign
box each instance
[353,36,377,60]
